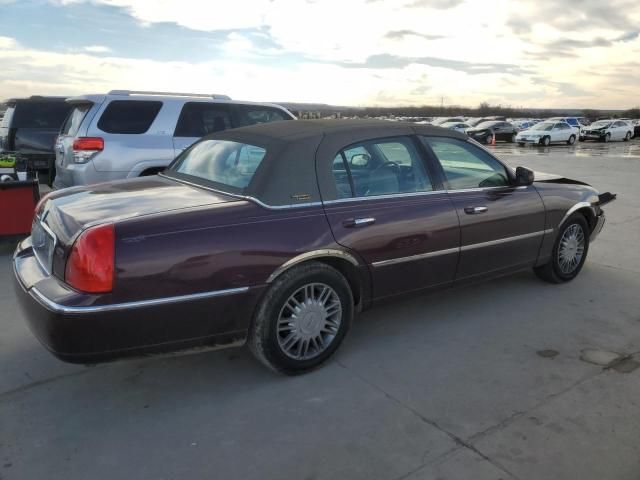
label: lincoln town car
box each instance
[13,120,615,374]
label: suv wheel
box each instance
[249,262,353,375]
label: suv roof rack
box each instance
[108,90,231,100]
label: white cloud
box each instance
[82,45,112,53]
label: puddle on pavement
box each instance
[486,138,640,158]
[537,349,559,359]
[611,357,640,374]
[579,349,622,367]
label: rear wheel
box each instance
[567,135,576,145]
[249,262,353,375]
[534,213,590,283]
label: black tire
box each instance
[248,261,354,375]
[540,136,551,146]
[579,136,585,142]
[567,135,576,145]
[602,133,610,143]
[485,134,494,145]
[511,133,517,143]
[534,213,590,283]
[624,132,632,141]
[518,142,525,147]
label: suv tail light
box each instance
[65,224,115,293]
[72,137,104,164]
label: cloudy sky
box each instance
[1,0,639,108]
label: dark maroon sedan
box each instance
[13,120,615,374]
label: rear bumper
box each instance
[13,238,261,363]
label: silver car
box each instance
[53,90,295,189]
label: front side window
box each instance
[233,105,291,127]
[171,139,266,190]
[174,103,232,137]
[332,137,432,198]
[423,137,509,190]
[97,100,162,134]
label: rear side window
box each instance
[171,140,267,190]
[174,103,232,137]
[61,104,91,136]
[10,102,71,128]
[232,105,291,127]
[97,100,162,134]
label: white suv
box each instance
[53,90,295,189]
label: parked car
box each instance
[466,117,495,127]
[513,120,534,131]
[548,117,584,132]
[439,121,470,133]
[0,96,72,185]
[580,119,634,142]
[431,117,465,126]
[466,121,518,144]
[632,119,640,138]
[516,121,577,146]
[14,120,616,374]
[53,90,295,190]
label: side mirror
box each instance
[515,166,534,186]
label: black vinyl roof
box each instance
[189,119,468,207]
[204,119,468,142]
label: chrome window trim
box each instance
[267,249,360,283]
[372,229,553,267]
[159,173,323,210]
[322,189,444,205]
[30,286,249,315]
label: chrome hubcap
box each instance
[557,224,585,274]
[277,283,342,360]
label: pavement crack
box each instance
[335,360,521,480]
[0,367,99,402]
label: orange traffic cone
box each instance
[491,132,496,146]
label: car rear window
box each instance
[61,103,92,136]
[9,102,71,129]
[97,100,162,134]
[170,139,267,191]
[232,105,291,127]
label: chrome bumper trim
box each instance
[29,286,250,315]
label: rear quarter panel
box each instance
[113,201,341,303]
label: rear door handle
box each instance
[343,217,376,228]
[464,206,488,214]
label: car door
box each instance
[318,135,460,300]
[613,121,625,140]
[421,136,546,280]
[172,102,232,157]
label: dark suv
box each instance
[0,96,72,184]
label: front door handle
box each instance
[464,206,488,214]
[343,217,376,228]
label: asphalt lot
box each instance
[2,139,640,480]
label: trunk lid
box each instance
[39,175,242,249]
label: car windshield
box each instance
[591,121,611,128]
[441,122,461,128]
[474,121,498,129]
[531,122,554,131]
[170,139,267,190]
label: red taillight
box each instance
[65,224,115,293]
[73,137,104,151]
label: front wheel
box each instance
[485,134,494,145]
[603,133,610,143]
[567,135,576,145]
[534,213,590,283]
[511,133,517,143]
[540,136,551,146]
[624,132,632,141]
[248,261,354,375]
[518,142,525,147]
